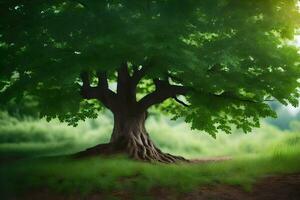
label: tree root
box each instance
[74,118,189,163]
[74,143,120,158]
[126,134,189,163]
[74,142,189,164]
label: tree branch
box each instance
[132,65,148,86]
[96,71,108,89]
[138,79,189,110]
[80,72,90,90]
[80,71,117,111]
[117,63,131,95]
[80,71,99,100]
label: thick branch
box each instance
[80,72,90,90]
[80,72,98,99]
[80,71,117,111]
[138,80,189,110]
[132,65,148,86]
[117,63,131,95]
[116,63,139,105]
[96,71,108,89]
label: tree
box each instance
[0,0,300,163]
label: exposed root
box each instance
[126,132,189,163]
[74,139,189,164]
[74,112,189,163]
[73,143,116,158]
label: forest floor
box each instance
[17,173,300,200]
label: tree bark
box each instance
[77,111,188,163]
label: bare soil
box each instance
[14,173,300,200]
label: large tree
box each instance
[1,0,300,163]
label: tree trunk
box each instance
[76,111,188,163]
[78,64,190,163]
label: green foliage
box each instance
[0,0,300,136]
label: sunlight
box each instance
[295,35,300,47]
[287,34,300,115]
[286,104,300,116]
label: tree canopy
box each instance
[1,0,300,137]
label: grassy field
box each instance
[1,112,300,199]
[1,111,299,159]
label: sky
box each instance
[296,35,300,46]
[286,35,300,115]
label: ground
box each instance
[181,174,300,200]
[1,114,300,200]
[15,174,300,200]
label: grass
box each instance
[1,111,299,159]
[1,145,300,199]
[1,112,300,199]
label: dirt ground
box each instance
[8,174,300,200]
[155,174,300,200]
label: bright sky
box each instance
[286,104,300,116]
[296,35,300,47]
[286,35,300,115]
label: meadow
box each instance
[1,111,300,199]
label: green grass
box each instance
[1,112,300,199]
[1,144,300,199]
